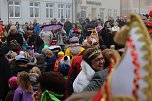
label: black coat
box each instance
[7,32,23,47]
[64,21,72,36]
[28,34,44,47]
[101,28,113,48]
[0,56,11,101]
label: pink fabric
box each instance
[8,76,18,88]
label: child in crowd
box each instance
[13,71,33,101]
[29,67,41,92]
[5,76,18,101]
[54,51,65,72]
[44,49,57,72]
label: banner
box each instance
[41,24,63,32]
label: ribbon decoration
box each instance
[40,90,63,101]
[128,38,141,100]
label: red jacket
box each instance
[66,55,82,97]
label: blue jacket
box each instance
[33,23,41,36]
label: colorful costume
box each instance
[93,13,152,101]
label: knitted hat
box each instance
[58,51,64,57]
[8,76,18,88]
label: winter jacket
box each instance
[0,43,11,100]
[73,60,95,93]
[7,32,23,47]
[33,23,41,36]
[84,68,109,91]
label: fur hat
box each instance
[8,76,18,88]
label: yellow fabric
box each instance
[65,47,85,58]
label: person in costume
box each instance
[73,48,105,93]
[66,49,85,97]
[92,13,152,101]
[39,29,53,46]
[84,49,121,91]
[65,36,85,58]
[54,51,65,72]
[82,29,100,49]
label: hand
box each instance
[32,93,36,101]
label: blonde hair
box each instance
[17,71,33,93]
[30,66,41,76]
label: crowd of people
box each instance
[0,10,152,101]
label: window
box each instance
[58,4,64,19]
[107,9,112,17]
[65,5,72,18]
[46,3,54,18]
[81,6,86,19]
[100,8,105,20]
[9,1,21,18]
[113,9,117,19]
[30,2,40,18]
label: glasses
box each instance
[93,57,104,62]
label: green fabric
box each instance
[40,90,63,101]
[1,32,7,40]
[44,44,49,49]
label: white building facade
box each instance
[75,0,120,22]
[0,0,74,24]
